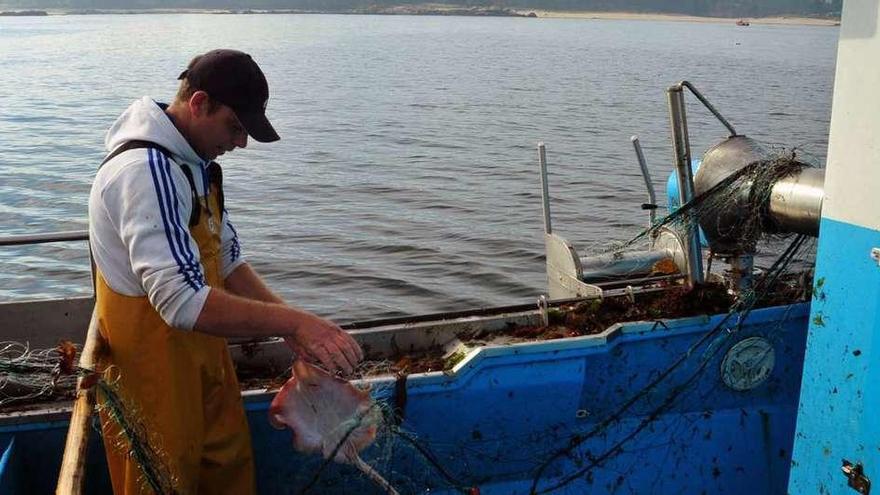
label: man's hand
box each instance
[284,314,363,376]
[198,264,365,374]
[196,283,365,375]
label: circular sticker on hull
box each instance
[721,336,775,391]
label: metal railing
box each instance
[0,230,89,247]
[0,230,95,292]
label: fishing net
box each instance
[0,341,178,493]
[93,368,179,495]
[0,340,78,406]
[591,145,815,252]
[265,141,819,494]
[277,251,813,495]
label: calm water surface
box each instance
[0,14,838,321]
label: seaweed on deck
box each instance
[0,273,811,410]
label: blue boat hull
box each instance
[0,304,808,494]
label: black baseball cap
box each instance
[178,49,280,143]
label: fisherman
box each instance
[88,49,363,494]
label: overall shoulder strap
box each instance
[101,140,200,227]
[100,140,173,168]
[178,166,201,227]
[207,161,225,215]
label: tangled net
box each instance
[281,239,813,495]
[603,147,815,253]
[0,340,177,493]
[276,142,819,494]
[0,340,78,406]
[94,369,178,494]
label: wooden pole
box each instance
[56,309,105,495]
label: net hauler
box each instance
[540,82,826,301]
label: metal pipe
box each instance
[768,167,825,237]
[667,86,705,286]
[593,274,685,290]
[631,136,657,228]
[676,94,696,205]
[580,250,673,282]
[676,92,706,284]
[538,142,552,235]
[0,230,88,247]
[0,230,94,296]
[679,81,738,137]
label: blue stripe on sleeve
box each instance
[154,152,200,289]
[156,152,205,289]
[147,149,201,291]
[224,211,241,263]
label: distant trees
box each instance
[0,0,843,17]
[456,0,841,17]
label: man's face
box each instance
[190,93,248,161]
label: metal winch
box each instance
[539,81,825,300]
[694,135,824,254]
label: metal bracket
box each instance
[537,295,549,327]
[624,285,636,304]
[842,460,871,494]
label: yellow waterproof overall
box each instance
[95,158,255,495]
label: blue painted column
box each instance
[789,2,880,493]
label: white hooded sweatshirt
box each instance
[89,97,245,330]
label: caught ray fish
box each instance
[269,359,398,495]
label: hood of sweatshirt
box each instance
[105,96,205,168]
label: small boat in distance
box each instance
[736,19,751,26]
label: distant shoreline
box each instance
[0,7,840,26]
[514,10,840,26]
[0,6,527,17]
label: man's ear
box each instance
[189,90,210,118]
